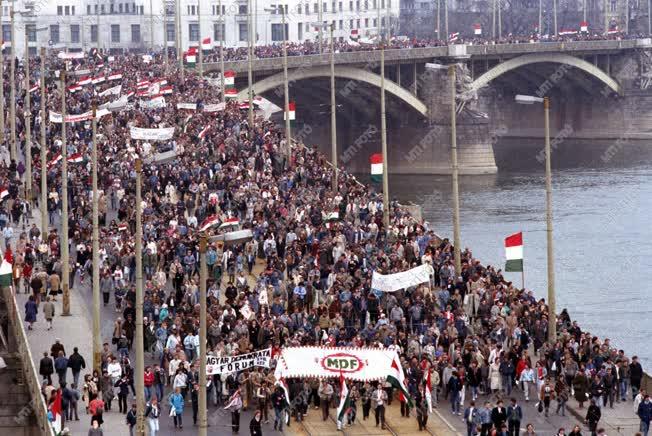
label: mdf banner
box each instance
[206,348,271,375]
[275,347,400,381]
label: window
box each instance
[364,0,368,9]
[238,5,247,14]
[364,18,368,27]
[381,0,384,7]
[356,0,360,10]
[271,23,288,41]
[71,24,80,43]
[323,2,327,12]
[110,4,114,13]
[349,19,353,29]
[167,22,175,41]
[100,5,105,13]
[24,25,35,42]
[610,0,617,11]
[130,24,139,42]
[387,0,390,7]
[140,5,144,14]
[349,1,353,10]
[373,18,377,28]
[214,22,225,41]
[298,22,303,39]
[239,23,248,41]
[356,18,360,28]
[91,24,98,42]
[189,23,199,41]
[339,2,343,11]
[313,3,318,13]
[57,5,63,15]
[332,1,336,11]
[373,0,377,7]
[191,5,196,15]
[50,25,59,43]
[111,24,120,42]
[125,3,129,13]
[94,5,98,14]
[64,5,69,15]
[119,3,123,13]
[87,5,91,14]
[297,4,302,13]
[72,5,75,14]
[339,19,343,29]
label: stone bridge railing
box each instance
[203,39,645,75]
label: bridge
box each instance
[204,39,652,174]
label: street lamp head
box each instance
[515,94,545,104]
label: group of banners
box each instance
[206,348,271,375]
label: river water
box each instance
[391,164,652,369]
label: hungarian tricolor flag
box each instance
[424,370,433,413]
[504,231,524,272]
[160,85,173,95]
[0,257,12,287]
[108,73,123,81]
[137,80,150,90]
[607,25,619,35]
[199,215,219,232]
[202,37,212,50]
[68,84,82,93]
[198,126,210,139]
[0,187,8,200]
[67,153,83,163]
[224,88,238,99]
[336,374,352,427]
[47,153,62,169]
[92,75,106,85]
[185,47,198,65]
[284,101,296,121]
[29,84,39,93]
[473,24,482,35]
[220,217,239,229]
[370,153,383,183]
[387,354,413,407]
[580,21,588,32]
[449,32,459,42]
[49,389,63,434]
[77,76,92,86]
[118,223,128,232]
[223,70,235,87]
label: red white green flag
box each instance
[504,232,524,272]
[224,70,235,87]
[336,374,352,427]
[370,153,383,183]
[283,101,296,121]
[387,354,413,407]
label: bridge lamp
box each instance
[515,94,544,105]
[515,93,556,345]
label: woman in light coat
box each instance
[489,360,502,393]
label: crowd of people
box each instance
[0,43,647,436]
[201,31,638,63]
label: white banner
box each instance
[371,264,433,293]
[203,102,226,113]
[275,347,399,381]
[57,51,85,60]
[206,77,221,88]
[140,96,167,109]
[99,95,129,112]
[177,102,197,111]
[98,84,122,97]
[130,126,175,141]
[206,348,271,375]
[49,108,111,123]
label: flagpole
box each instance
[40,47,47,237]
[24,32,32,205]
[521,269,525,290]
[61,71,71,316]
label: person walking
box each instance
[506,398,522,436]
[114,375,130,414]
[225,388,243,433]
[573,369,590,408]
[39,351,54,385]
[54,350,69,387]
[88,395,105,427]
[126,403,137,436]
[24,295,38,330]
[491,400,507,431]
[169,387,185,429]
[145,397,160,436]
[271,385,287,431]
[463,400,480,436]
[585,399,602,436]
[318,380,333,421]
[631,356,644,399]
[42,296,55,330]
[87,419,104,436]
[478,401,492,436]
[556,377,570,417]
[373,383,388,429]
[249,410,263,436]
[67,347,86,388]
[540,378,555,417]
[519,364,535,402]
[638,394,652,436]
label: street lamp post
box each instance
[10,6,17,162]
[380,44,389,229]
[61,72,71,316]
[247,0,254,126]
[553,0,557,37]
[0,0,4,146]
[436,0,440,40]
[177,0,184,78]
[449,64,461,275]
[198,0,203,76]
[91,105,101,375]
[164,1,169,71]
[444,0,448,41]
[219,0,225,103]
[40,47,46,237]
[134,159,145,436]
[515,94,556,344]
[24,33,32,204]
[281,6,290,165]
[198,234,208,436]
[150,0,154,52]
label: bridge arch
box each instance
[237,66,429,116]
[471,53,623,95]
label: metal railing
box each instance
[2,286,55,436]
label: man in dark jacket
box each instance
[39,351,54,384]
[506,398,523,436]
[638,395,652,436]
[491,400,507,430]
[631,356,644,399]
[54,351,69,387]
[67,347,86,388]
[585,399,602,436]
[50,339,65,358]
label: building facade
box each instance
[1,0,399,57]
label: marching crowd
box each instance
[0,43,648,436]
